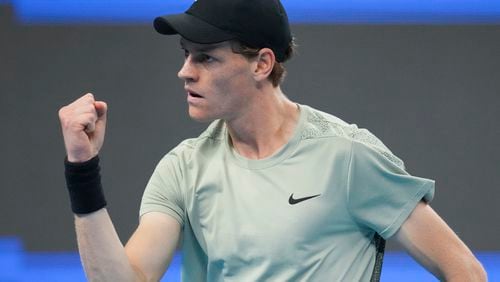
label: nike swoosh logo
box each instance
[288,193,321,205]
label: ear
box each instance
[252,48,275,83]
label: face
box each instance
[178,38,257,122]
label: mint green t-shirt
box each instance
[140,104,435,281]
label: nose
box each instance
[178,56,198,82]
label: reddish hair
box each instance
[231,38,297,87]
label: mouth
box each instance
[186,89,205,105]
[186,87,204,98]
[188,91,203,98]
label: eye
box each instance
[181,49,216,64]
[195,54,215,63]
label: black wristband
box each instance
[64,155,107,214]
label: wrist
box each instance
[66,152,96,163]
[64,155,107,214]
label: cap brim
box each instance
[153,13,235,44]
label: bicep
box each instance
[393,202,480,280]
[125,212,181,281]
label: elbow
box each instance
[443,257,488,282]
[469,259,488,282]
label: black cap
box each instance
[153,0,292,62]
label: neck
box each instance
[225,85,300,160]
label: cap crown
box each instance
[187,0,292,61]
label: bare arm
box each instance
[75,209,139,281]
[75,209,181,281]
[126,212,182,281]
[393,202,487,281]
[59,94,181,281]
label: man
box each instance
[58,0,487,281]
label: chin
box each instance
[188,109,217,123]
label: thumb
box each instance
[94,101,107,120]
[94,101,107,132]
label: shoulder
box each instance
[300,104,351,140]
[301,104,405,169]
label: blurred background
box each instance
[1,0,499,280]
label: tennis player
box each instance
[58,0,486,280]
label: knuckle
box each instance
[85,93,95,101]
[60,117,71,130]
[58,107,66,119]
[58,108,72,124]
[89,115,97,123]
[83,113,97,124]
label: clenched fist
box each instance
[58,93,108,163]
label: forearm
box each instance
[440,256,487,282]
[402,230,487,281]
[75,208,143,282]
[395,202,487,282]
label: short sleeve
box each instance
[346,140,435,239]
[140,152,186,227]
